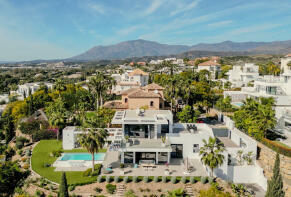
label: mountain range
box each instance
[70,39,291,61]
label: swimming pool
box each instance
[232,102,244,108]
[60,153,106,161]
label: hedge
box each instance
[261,138,291,157]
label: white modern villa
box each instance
[111,69,149,94]
[61,109,267,189]
[226,63,259,87]
[10,82,53,100]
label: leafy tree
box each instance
[177,105,200,123]
[78,129,108,172]
[0,161,24,196]
[233,97,276,140]
[58,172,69,197]
[2,108,15,143]
[266,153,285,197]
[199,137,225,177]
[215,96,234,112]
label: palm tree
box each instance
[78,128,108,172]
[199,137,225,177]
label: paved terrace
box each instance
[102,151,207,177]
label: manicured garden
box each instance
[31,140,106,184]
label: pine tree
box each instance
[58,172,69,197]
[265,153,285,197]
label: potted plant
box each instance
[120,163,125,175]
[161,136,166,147]
[125,135,130,147]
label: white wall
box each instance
[227,163,267,190]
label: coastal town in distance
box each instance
[0,0,291,197]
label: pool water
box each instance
[232,102,244,108]
[60,153,106,161]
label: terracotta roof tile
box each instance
[120,88,140,95]
[143,83,164,90]
[128,69,149,76]
[198,60,221,66]
[128,89,161,98]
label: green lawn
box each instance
[31,140,106,184]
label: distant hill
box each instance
[69,39,291,61]
[70,39,190,61]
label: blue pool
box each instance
[60,153,106,161]
[232,102,244,108]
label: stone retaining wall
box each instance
[257,142,291,196]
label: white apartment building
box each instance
[11,82,53,100]
[112,69,149,94]
[224,55,291,135]
[197,60,221,79]
[0,94,9,103]
[226,63,259,87]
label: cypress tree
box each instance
[265,153,285,197]
[58,172,69,197]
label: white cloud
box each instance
[143,0,164,16]
[170,0,201,16]
[89,3,105,14]
[207,20,233,28]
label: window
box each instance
[124,98,128,103]
[150,101,154,107]
[193,144,199,153]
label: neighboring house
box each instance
[281,54,291,76]
[197,60,221,79]
[224,57,291,134]
[104,83,165,110]
[112,69,149,94]
[11,82,53,100]
[226,63,259,87]
[0,94,9,103]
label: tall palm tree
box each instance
[199,137,225,177]
[78,128,108,172]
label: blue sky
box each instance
[0,0,290,61]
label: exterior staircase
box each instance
[116,184,126,197]
[184,184,194,197]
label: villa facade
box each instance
[103,83,165,110]
[10,82,53,100]
[226,63,259,87]
[111,69,149,94]
[197,60,221,79]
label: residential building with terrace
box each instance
[197,60,221,79]
[10,82,53,100]
[226,63,259,87]
[111,68,149,94]
[61,109,267,189]
[103,83,165,110]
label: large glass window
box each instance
[171,144,183,158]
[193,144,199,153]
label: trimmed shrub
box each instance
[181,176,187,184]
[106,176,111,183]
[143,176,149,183]
[201,176,207,184]
[124,176,129,183]
[190,177,196,184]
[154,176,159,183]
[51,149,63,157]
[132,176,138,183]
[94,187,103,193]
[208,177,214,184]
[83,168,92,177]
[97,176,102,183]
[93,164,102,175]
[171,176,176,184]
[114,176,119,183]
[162,176,167,183]
[106,184,116,194]
[262,138,291,158]
[68,185,75,191]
